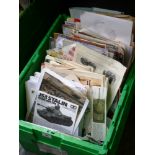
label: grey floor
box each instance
[19,144,36,155]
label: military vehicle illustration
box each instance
[103,70,116,84]
[80,57,96,70]
[113,52,124,64]
[37,104,73,126]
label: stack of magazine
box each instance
[25,7,135,143]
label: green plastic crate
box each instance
[19,14,135,155]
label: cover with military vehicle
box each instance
[33,91,79,135]
[34,68,89,134]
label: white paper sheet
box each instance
[80,12,133,45]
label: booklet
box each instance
[33,91,79,135]
[33,68,89,134]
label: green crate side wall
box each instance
[19,14,135,155]
[19,14,65,120]
[19,121,106,155]
[19,0,63,72]
[109,85,134,155]
[20,1,45,72]
[104,63,135,155]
